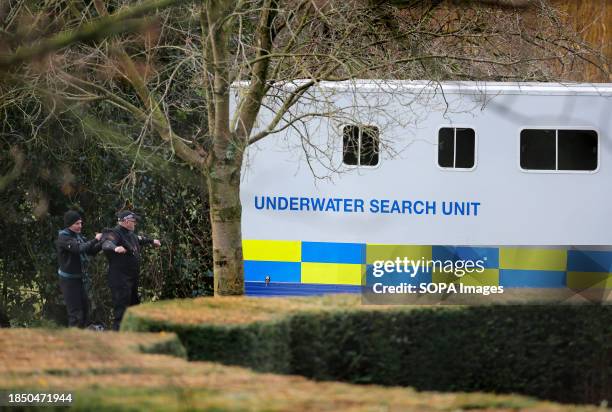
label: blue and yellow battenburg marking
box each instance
[243,241,612,289]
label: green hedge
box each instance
[1,327,604,412]
[122,300,612,405]
[288,305,611,405]
[122,315,292,373]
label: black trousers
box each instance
[108,271,140,331]
[59,276,89,328]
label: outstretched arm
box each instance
[101,232,127,254]
[86,233,103,255]
[138,235,161,247]
[57,235,98,254]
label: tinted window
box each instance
[343,125,359,166]
[438,127,475,169]
[520,129,556,170]
[456,128,475,168]
[558,130,597,171]
[520,129,597,171]
[343,125,379,166]
[438,128,454,167]
[360,126,379,166]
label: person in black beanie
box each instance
[101,210,161,330]
[56,210,102,328]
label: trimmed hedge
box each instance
[123,297,612,405]
[121,308,292,373]
[5,329,595,412]
[288,305,611,404]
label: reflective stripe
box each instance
[242,240,301,262]
[432,269,499,286]
[301,262,363,285]
[566,272,612,289]
[366,245,432,264]
[499,248,566,271]
[432,246,499,268]
[302,242,365,264]
[244,261,301,282]
[500,269,566,288]
[365,263,431,286]
[240,240,612,290]
[567,250,612,272]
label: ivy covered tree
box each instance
[0,0,213,326]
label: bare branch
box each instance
[68,109,204,187]
[233,0,278,142]
[114,48,205,168]
[0,0,192,70]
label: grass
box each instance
[0,328,605,411]
[122,294,411,327]
[123,292,612,329]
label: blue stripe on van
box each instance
[499,269,566,288]
[432,246,499,268]
[567,250,612,273]
[245,282,361,296]
[244,260,301,282]
[301,241,365,264]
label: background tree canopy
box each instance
[0,112,213,327]
[1,0,213,327]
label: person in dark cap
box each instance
[56,210,102,328]
[100,210,161,330]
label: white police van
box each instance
[237,81,612,297]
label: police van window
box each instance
[438,127,475,169]
[520,129,555,170]
[558,130,597,171]
[343,125,380,166]
[520,129,597,171]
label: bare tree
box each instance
[0,0,196,189]
[5,0,608,294]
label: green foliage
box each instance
[0,110,213,328]
[286,305,612,405]
[124,299,612,405]
[120,313,291,373]
[136,334,187,359]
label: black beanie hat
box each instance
[64,210,82,227]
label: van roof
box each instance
[233,80,612,96]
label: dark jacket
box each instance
[101,226,153,278]
[56,229,101,278]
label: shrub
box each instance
[123,296,611,405]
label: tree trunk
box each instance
[207,157,244,295]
